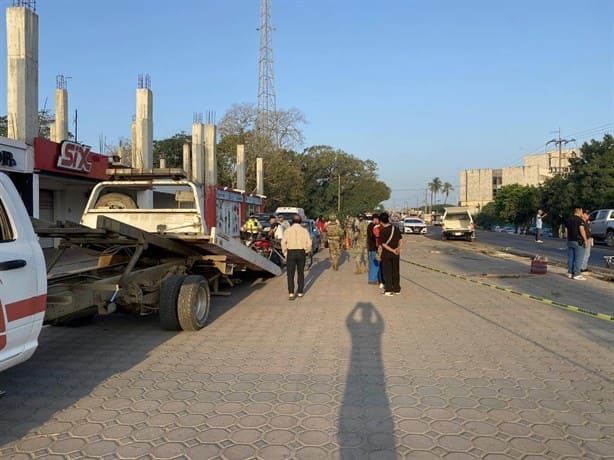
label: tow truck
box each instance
[0,169,280,373]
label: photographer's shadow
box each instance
[338,302,396,458]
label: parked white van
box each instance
[275,207,307,221]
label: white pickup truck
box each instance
[441,207,475,242]
[0,172,47,373]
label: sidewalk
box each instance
[1,245,613,459]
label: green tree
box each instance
[427,177,442,209]
[539,134,614,236]
[475,201,500,229]
[493,184,539,231]
[153,132,191,168]
[300,146,390,217]
[442,182,454,205]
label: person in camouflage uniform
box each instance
[353,214,369,274]
[344,215,355,249]
[326,215,344,271]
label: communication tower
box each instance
[257,0,276,137]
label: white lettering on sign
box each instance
[57,142,92,173]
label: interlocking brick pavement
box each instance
[1,240,613,459]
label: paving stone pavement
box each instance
[1,240,614,459]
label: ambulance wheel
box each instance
[95,192,137,209]
[177,275,210,331]
[159,275,186,330]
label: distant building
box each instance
[459,149,576,209]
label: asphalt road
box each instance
[425,226,614,270]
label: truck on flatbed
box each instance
[1,169,280,373]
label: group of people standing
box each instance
[537,207,593,280]
[564,206,593,280]
[323,212,402,296]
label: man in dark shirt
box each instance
[565,206,589,280]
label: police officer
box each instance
[326,215,344,271]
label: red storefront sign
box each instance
[34,138,109,180]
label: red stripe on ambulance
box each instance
[6,295,47,322]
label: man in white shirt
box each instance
[536,209,547,243]
[281,214,312,300]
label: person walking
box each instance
[379,213,402,295]
[316,215,326,248]
[565,206,589,280]
[353,214,369,274]
[281,214,312,300]
[367,214,381,284]
[535,209,547,243]
[581,210,593,273]
[326,215,343,271]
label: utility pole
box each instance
[546,129,575,175]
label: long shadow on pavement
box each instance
[338,302,396,459]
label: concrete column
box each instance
[6,7,39,145]
[130,120,136,167]
[236,144,246,191]
[54,88,68,142]
[159,158,166,168]
[204,123,217,187]
[191,122,204,184]
[256,157,264,195]
[133,87,153,170]
[182,142,191,177]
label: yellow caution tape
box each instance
[402,258,614,323]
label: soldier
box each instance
[344,215,355,249]
[353,214,369,274]
[326,215,344,271]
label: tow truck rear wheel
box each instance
[177,275,210,331]
[159,274,186,330]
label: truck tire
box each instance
[606,230,614,247]
[159,274,186,330]
[177,275,210,331]
[95,192,137,209]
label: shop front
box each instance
[34,138,109,246]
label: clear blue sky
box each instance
[1,0,613,208]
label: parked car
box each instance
[527,225,553,237]
[301,218,321,253]
[588,209,614,247]
[403,217,427,234]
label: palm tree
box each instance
[427,177,442,209]
[442,182,454,205]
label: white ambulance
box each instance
[0,172,47,373]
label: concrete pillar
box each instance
[54,88,68,142]
[130,120,136,167]
[191,122,204,184]
[133,87,153,170]
[256,157,264,195]
[236,144,246,191]
[182,142,191,177]
[6,7,39,145]
[204,123,217,187]
[159,158,166,168]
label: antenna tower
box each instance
[257,0,276,137]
